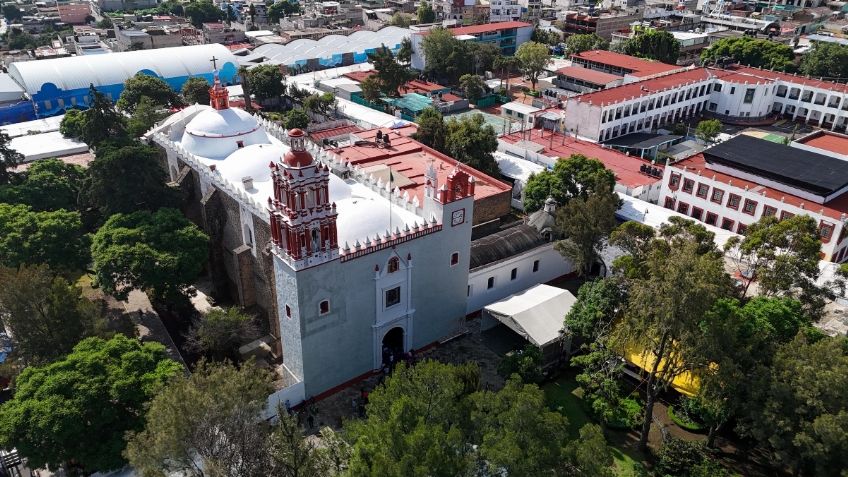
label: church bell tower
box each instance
[268,129,339,269]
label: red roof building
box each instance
[794,131,848,158]
[331,127,513,224]
[570,50,684,78]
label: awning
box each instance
[483,284,575,347]
[624,345,701,397]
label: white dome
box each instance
[180,107,270,159]
[328,174,352,201]
[216,143,288,184]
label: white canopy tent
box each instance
[483,284,575,348]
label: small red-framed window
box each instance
[668,173,681,190]
[726,193,741,210]
[705,212,718,226]
[676,202,690,215]
[742,199,758,216]
[682,178,694,193]
[696,183,709,198]
[763,205,778,217]
[710,188,725,204]
[664,196,676,209]
[721,218,735,231]
[820,221,835,242]
[780,211,795,220]
[737,223,748,235]
[691,207,704,221]
[388,256,400,273]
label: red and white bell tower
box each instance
[268,129,339,269]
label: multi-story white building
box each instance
[659,134,848,262]
[563,53,848,142]
[488,0,522,22]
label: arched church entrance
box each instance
[381,327,404,367]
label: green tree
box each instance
[444,113,499,177]
[0,204,88,272]
[389,11,411,27]
[515,41,551,91]
[83,139,178,216]
[91,208,209,302]
[125,360,274,477]
[368,46,414,98]
[284,108,310,130]
[185,307,258,361]
[744,334,848,476]
[117,73,183,113]
[554,184,620,275]
[0,335,181,473]
[724,215,825,317]
[268,0,300,22]
[622,30,680,64]
[0,130,23,185]
[181,76,211,105]
[701,37,794,71]
[694,118,721,143]
[0,158,84,211]
[493,55,520,94]
[184,0,224,27]
[303,92,336,117]
[616,225,731,451]
[127,96,167,137]
[466,42,501,76]
[799,42,848,79]
[459,74,486,101]
[269,410,339,477]
[74,85,128,147]
[417,0,435,23]
[421,28,469,85]
[497,344,544,384]
[0,265,108,365]
[249,64,285,101]
[359,75,382,103]
[566,277,626,343]
[59,108,87,140]
[413,106,447,151]
[565,33,608,55]
[397,37,413,65]
[532,28,561,46]
[522,154,617,212]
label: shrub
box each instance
[602,396,643,430]
[654,437,706,477]
[668,396,707,432]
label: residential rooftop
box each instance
[416,21,532,36]
[794,131,848,159]
[570,50,682,77]
[555,66,622,86]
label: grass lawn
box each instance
[543,374,646,477]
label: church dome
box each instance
[180,107,270,159]
[216,143,288,184]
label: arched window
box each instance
[388,257,399,273]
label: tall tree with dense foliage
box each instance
[125,360,274,477]
[359,75,382,103]
[0,265,107,365]
[0,158,84,211]
[695,118,721,143]
[267,0,299,22]
[566,277,626,343]
[249,64,285,101]
[614,219,731,451]
[744,334,848,476]
[417,0,435,23]
[0,204,88,272]
[444,113,500,177]
[622,30,680,64]
[522,154,617,212]
[459,73,486,101]
[565,33,609,55]
[701,37,794,71]
[397,37,413,65]
[181,76,211,105]
[83,139,178,216]
[0,335,181,474]
[91,208,209,302]
[493,55,520,93]
[724,215,825,317]
[184,0,224,27]
[185,307,258,361]
[421,28,469,84]
[413,106,448,151]
[117,73,184,113]
[127,96,167,137]
[0,130,23,185]
[799,42,848,79]
[368,46,414,97]
[515,41,551,91]
[554,183,620,275]
[60,86,127,147]
[284,108,310,130]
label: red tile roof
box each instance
[570,67,717,106]
[332,127,512,204]
[500,128,662,189]
[672,153,848,222]
[571,50,682,77]
[727,65,848,94]
[556,66,622,86]
[795,131,848,157]
[309,124,363,141]
[343,70,374,83]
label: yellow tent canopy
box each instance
[624,345,702,397]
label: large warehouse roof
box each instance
[7,44,239,95]
[241,27,410,66]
